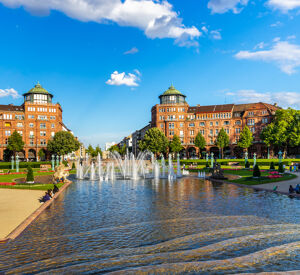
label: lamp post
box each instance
[206,152,209,163]
[11,156,14,170]
[253,153,257,167]
[16,155,19,173]
[56,155,59,167]
[210,152,214,168]
[51,154,55,170]
[244,151,248,166]
[278,151,283,163]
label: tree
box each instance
[7,131,24,157]
[38,149,46,161]
[108,145,120,153]
[215,128,229,159]
[26,165,34,183]
[47,131,80,157]
[253,164,261,178]
[195,132,206,158]
[139,128,169,156]
[119,144,127,156]
[86,144,96,157]
[261,109,300,157]
[169,135,183,155]
[95,145,103,157]
[237,126,253,153]
[260,124,274,159]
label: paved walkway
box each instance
[0,189,44,239]
[255,172,299,193]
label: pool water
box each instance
[1,177,300,274]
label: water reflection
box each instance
[1,178,300,274]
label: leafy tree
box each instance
[38,149,46,161]
[86,145,95,157]
[7,130,24,157]
[95,145,103,157]
[237,126,253,153]
[261,109,300,157]
[108,145,120,153]
[139,128,169,156]
[47,131,80,157]
[169,135,183,155]
[26,165,34,183]
[215,128,229,159]
[253,164,261,177]
[245,161,250,169]
[195,132,206,158]
[119,144,127,156]
[270,162,275,170]
[278,162,285,173]
[72,162,76,169]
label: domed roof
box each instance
[160,85,185,97]
[24,82,52,95]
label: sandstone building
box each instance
[0,83,69,160]
[149,85,279,158]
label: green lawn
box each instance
[0,169,76,190]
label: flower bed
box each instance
[0,182,17,186]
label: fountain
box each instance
[176,153,182,178]
[168,154,176,181]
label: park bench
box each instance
[40,164,51,171]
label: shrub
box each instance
[245,161,250,169]
[270,162,275,170]
[206,162,209,168]
[72,162,76,169]
[253,164,261,178]
[278,162,285,173]
[26,165,34,183]
[62,160,68,167]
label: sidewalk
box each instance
[0,189,44,239]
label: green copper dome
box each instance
[161,85,184,96]
[26,82,50,95]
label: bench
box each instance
[40,164,51,171]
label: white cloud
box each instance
[124,47,139,55]
[106,70,140,87]
[226,90,300,109]
[201,26,208,33]
[0,0,200,46]
[254,42,267,49]
[207,0,249,14]
[268,0,300,12]
[0,88,21,98]
[235,40,300,74]
[287,35,296,40]
[270,21,282,27]
[210,30,222,40]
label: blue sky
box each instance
[0,0,300,148]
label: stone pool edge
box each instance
[0,179,73,243]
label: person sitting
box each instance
[289,185,294,194]
[53,184,59,194]
[295,184,300,194]
[47,189,53,198]
[39,192,51,203]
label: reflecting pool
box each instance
[1,177,300,274]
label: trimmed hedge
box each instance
[0,161,51,169]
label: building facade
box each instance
[0,83,68,161]
[151,85,279,158]
[132,124,151,156]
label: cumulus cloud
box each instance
[226,89,300,109]
[268,0,300,12]
[0,0,200,46]
[106,70,140,87]
[0,88,21,98]
[207,0,249,14]
[124,47,139,55]
[210,30,222,40]
[235,40,300,74]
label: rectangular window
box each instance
[210,129,213,135]
[160,123,164,129]
[51,123,55,128]
[210,122,213,126]
[17,122,23,127]
[50,116,56,120]
[5,122,11,127]
[190,138,195,144]
[40,131,46,136]
[29,131,34,138]
[235,128,241,134]
[215,129,219,135]
[248,111,254,116]
[28,115,35,119]
[179,130,184,137]
[199,122,205,126]
[40,123,46,129]
[51,132,55,137]
[215,121,219,126]
[40,139,47,145]
[169,130,174,136]
[180,123,184,128]
[30,139,34,145]
[235,120,241,125]
[247,119,255,126]
[29,123,34,128]
[189,123,195,127]
[224,121,230,125]
[17,131,23,136]
[5,130,11,136]
[190,130,194,136]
